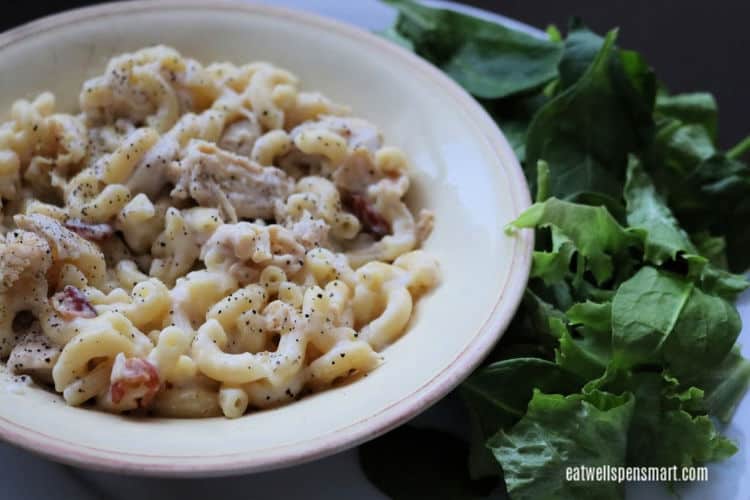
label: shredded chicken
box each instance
[8,321,60,384]
[169,140,294,220]
[0,230,52,293]
[0,230,52,357]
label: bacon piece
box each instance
[346,193,390,238]
[51,285,97,319]
[64,219,114,241]
[110,355,160,407]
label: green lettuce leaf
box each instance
[525,29,655,201]
[490,390,634,500]
[367,5,750,500]
[605,371,738,467]
[611,267,741,378]
[557,20,604,89]
[461,358,581,479]
[655,91,718,140]
[383,0,563,99]
[624,155,696,264]
[511,197,635,283]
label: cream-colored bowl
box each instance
[0,1,532,476]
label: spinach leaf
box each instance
[623,156,748,300]
[611,267,693,367]
[557,20,604,90]
[728,135,750,160]
[611,266,741,376]
[483,93,549,162]
[485,290,565,363]
[663,286,741,379]
[643,109,750,272]
[461,358,581,478]
[655,92,718,140]
[380,25,415,50]
[374,5,750,499]
[624,155,696,264]
[490,390,634,500]
[649,119,716,175]
[525,29,655,201]
[683,346,750,423]
[553,301,613,380]
[663,153,750,272]
[384,0,563,99]
[698,264,750,301]
[692,231,728,267]
[556,328,612,381]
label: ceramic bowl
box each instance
[0,0,532,476]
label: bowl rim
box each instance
[0,0,533,477]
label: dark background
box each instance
[3,1,748,147]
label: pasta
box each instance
[0,46,438,418]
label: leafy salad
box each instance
[359,1,750,499]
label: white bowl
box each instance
[0,0,532,476]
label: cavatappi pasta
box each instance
[0,46,438,418]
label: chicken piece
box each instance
[14,213,107,287]
[7,321,60,384]
[0,230,52,293]
[0,230,52,357]
[169,140,293,220]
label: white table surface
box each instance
[1,1,748,498]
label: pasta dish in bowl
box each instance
[0,1,532,475]
[1,46,439,418]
